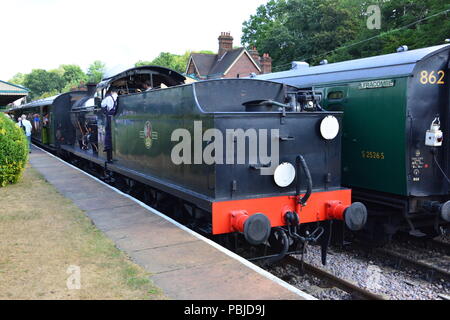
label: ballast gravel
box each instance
[265,244,450,300]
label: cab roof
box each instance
[97,65,186,90]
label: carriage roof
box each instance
[256,44,450,86]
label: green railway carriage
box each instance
[8,91,88,149]
[257,44,450,239]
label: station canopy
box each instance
[0,80,28,105]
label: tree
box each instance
[86,60,106,84]
[23,69,64,100]
[8,73,26,86]
[136,52,188,73]
[242,0,450,70]
[136,51,213,74]
[0,113,28,187]
[59,64,87,85]
[55,64,88,93]
[329,0,450,62]
[242,0,361,70]
[12,65,88,99]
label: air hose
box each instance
[296,155,313,205]
[264,227,289,264]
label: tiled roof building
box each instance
[186,32,272,80]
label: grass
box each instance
[0,165,166,300]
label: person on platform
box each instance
[20,114,33,153]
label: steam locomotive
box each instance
[8,66,367,263]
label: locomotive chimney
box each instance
[218,32,233,57]
[86,83,97,96]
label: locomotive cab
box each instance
[96,65,187,98]
[69,66,187,159]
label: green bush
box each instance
[0,113,28,187]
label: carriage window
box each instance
[328,91,344,100]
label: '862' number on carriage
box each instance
[420,70,445,85]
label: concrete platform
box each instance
[29,146,314,300]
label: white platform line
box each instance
[32,145,316,300]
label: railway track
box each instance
[394,234,450,256]
[282,255,386,300]
[431,237,450,255]
[423,237,450,256]
[364,233,450,282]
[374,246,450,282]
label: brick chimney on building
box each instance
[248,46,260,65]
[218,32,233,57]
[260,53,272,74]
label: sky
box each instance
[1,0,268,81]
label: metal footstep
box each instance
[409,229,427,237]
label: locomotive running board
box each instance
[61,145,106,167]
[105,161,213,212]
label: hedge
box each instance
[0,113,28,187]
